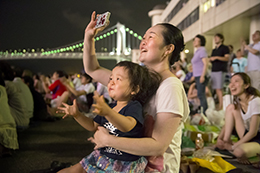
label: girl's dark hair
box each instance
[195,34,206,46]
[0,60,14,81]
[232,72,260,109]
[115,61,162,106]
[157,23,185,65]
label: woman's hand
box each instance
[85,11,110,39]
[57,99,80,119]
[88,126,112,150]
[200,75,205,83]
[92,91,111,116]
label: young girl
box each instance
[83,11,189,173]
[216,72,260,164]
[57,61,161,173]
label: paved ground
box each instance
[0,117,259,173]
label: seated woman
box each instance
[216,72,260,164]
[0,69,19,156]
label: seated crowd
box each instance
[0,60,111,157]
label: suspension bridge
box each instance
[0,22,143,63]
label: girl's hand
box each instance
[57,99,80,119]
[85,11,110,39]
[92,91,111,116]
[88,126,112,150]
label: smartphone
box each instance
[95,12,111,29]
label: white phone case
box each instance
[95,12,111,29]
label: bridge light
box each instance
[41,49,44,52]
[110,31,114,34]
[134,33,138,37]
[184,49,189,54]
[96,37,99,41]
[23,49,26,53]
[138,36,142,40]
[114,29,117,32]
[31,49,35,53]
[66,47,69,51]
[107,33,110,36]
[103,34,106,38]
[54,50,57,53]
[129,30,133,34]
[126,28,129,32]
[57,50,60,53]
[76,44,79,48]
[79,43,83,47]
[100,36,103,39]
[69,46,73,49]
[73,45,76,49]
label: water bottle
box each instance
[195,133,204,150]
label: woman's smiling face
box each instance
[229,74,249,96]
[139,25,167,66]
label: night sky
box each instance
[0,0,168,51]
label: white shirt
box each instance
[73,77,82,90]
[145,77,189,173]
[76,83,95,102]
[176,70,186,82]
[240,96,260,132]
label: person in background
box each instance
[82,11,189,172]
[216,72,260,165]
[0,68,19,157]
[96,81,112,104]
[209,33,230,110]
[191,34,209,114]
[64,73,95,112]
[71,73,82,90]
[22,76,55,122]
[175,61,186,82]
[228,45,236,73]
[47,70,68,108]
[231,49,247,73]
[0,61,29,128]
[241,30,260,91]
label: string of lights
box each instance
[0,26,143,57]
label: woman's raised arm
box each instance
[83,11,111,86]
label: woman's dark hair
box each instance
[115,61,162,106]
[215,33,224,43]
[157,23,185,65]
[0,60,14,81]
[232,72,260,109]
[195,34,206,46]
[81,73,92,82]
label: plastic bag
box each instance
[192,149,236,172]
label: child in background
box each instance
[57,61,161,173]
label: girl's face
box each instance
[107,66,133,101]
[139,25,167,66]
[229,75,248,96]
